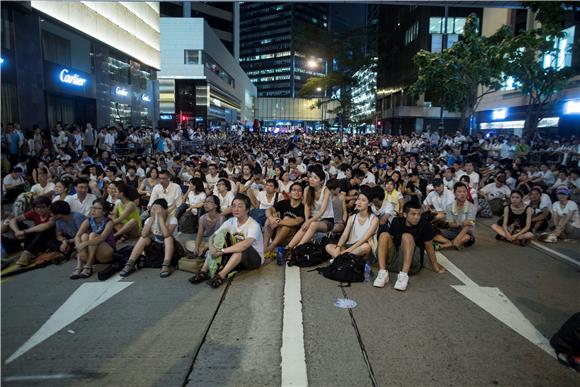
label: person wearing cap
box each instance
[542,186,580,243]
[423,179,454,226]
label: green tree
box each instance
[504,2,577,136]
[296,23,375,138]
[410,14,511,132]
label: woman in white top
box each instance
[216,178,235,217]
[287,166,334,249]
[326,186,379,259]
[544,186,580,242]
[182,177,207,216]
[278,170,293,199]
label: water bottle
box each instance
[364,262,372,282]
[276,246,286,266]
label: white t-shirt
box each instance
[145,215,179,241]
[362,172,376,185]
[525,194,552,216]
[371,200,394,223]
[2,174,24,194]
[257,191,279,209]
[65,193,97,217]
[214,216,264,261]
[481,183,511,200]
[465,172,480,190]
[218,191,235,212]
[424,189,455,212]
[187,191,206,215]
[205,173,220,189]
[551,201,580,228]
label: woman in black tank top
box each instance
[491,190,534,246]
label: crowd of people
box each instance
[1,121,579,291]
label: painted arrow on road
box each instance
[436,252,555,359]
[5,275,132,364]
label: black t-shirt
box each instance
[388,217,437,249]
[274,199,305,223]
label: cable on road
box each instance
[181,277,233,387]
[341,286,379,387]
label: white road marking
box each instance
[2,374,86,381]
[280,265,308,387]
[436,252,555,359]
[530,241,580,268]
[5,275,132,364]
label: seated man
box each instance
[373,201,446,291]
[434,182,477,250]
[2,167,26,203]
[49,200,86,256]
[7,196,55,266]
[423,178,454,226]
[189,193,264,288]
[479,174,511,216]
[370,185,394,227]
[263,182,305,254]
[30,170,56,199]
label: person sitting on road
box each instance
[433,182,477,250]
[263,182,305,255]
[176,177,206,227]
[370,185,394,227]
[120,198,181,278]
[188,195,224,256]
[71,198,116,279]
[373,201,446,291]
[479,174,511,216]
[542,186,580,243]
[7,196,55,266]
[325,186,379,260]
[147,170,182,216]
[189,194,264,288]
[491,190,534,246]
[247,178,280,227]
[422,178,454,226]
[111,183,142,241]
[525,187,551,235]
[216,178,235,217]
[49,200,86,256]
[29,170,55,200]
[327,178,348,234]
[286,166,334,252]
[384,177,404,215]
[65,177,98,217]
[52,177,73,203]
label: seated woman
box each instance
[216,178,235,217]
[491,190,534,245]
[189,194,264,288]
[189,195,224,256]
[52,177,73,203]
[286,166,334,251]
[111,183,142,241]
[325,186,379,260]
[120,198,181,278]
[138,167,159,207]
[71,198,116,279]
[176,177,206,231]
[543,185,580,243]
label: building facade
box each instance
[158,18,256,130]
[240,2,328,98]
[475,7,580,137]
[160,1,239,59]
[352,57,378,127]
[376,5,483,134]
[1,1,160,131]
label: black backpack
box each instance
[550,312,580,371]
[316,253,365,286]
[287,243,328,267]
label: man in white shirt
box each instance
[359,161,376,186]
[65,178,97,217]
[463,161,480,190]
[423,179,455,225]
[188,193,264,288]
[2,167,25,201]
[148,170,183,215]
[30,171,56,199]
[480,174,511,215]
[205,164,220,191]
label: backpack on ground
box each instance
[550,312,580,372]
[287,242,328,267]
[316,253,365,286]
[12,192,33,216]
[179,211,198,234]
[477,198,493,218]
[98,245,134,280]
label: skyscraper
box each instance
[240,2,328,98]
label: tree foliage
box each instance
[410,14,511,131]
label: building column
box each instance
[13,11,46,129]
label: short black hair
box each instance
[50,200,71,215]
[233,193,251,210]
[403,201,421,213]
[152,198,168,209]
[32,196,51,208]
[372,185,385,201]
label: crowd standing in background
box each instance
[1,121,579,291]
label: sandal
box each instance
[208,274,225,288]
[119,262,136,277]
[78,265,93,279]
[160,264,172,278]
[70,267,83,280]
[188,271,209,284]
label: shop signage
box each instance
[141,94,151,102]
[59,68,87,87]
[115,87,129,96]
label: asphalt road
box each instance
[1,225,579,387]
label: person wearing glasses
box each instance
[263,182,305,255]
[7,196,55,266]
[70,198,116,279]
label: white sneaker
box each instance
[394,272,409,291]
[373,270,389,288]
[544,234,558,243]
